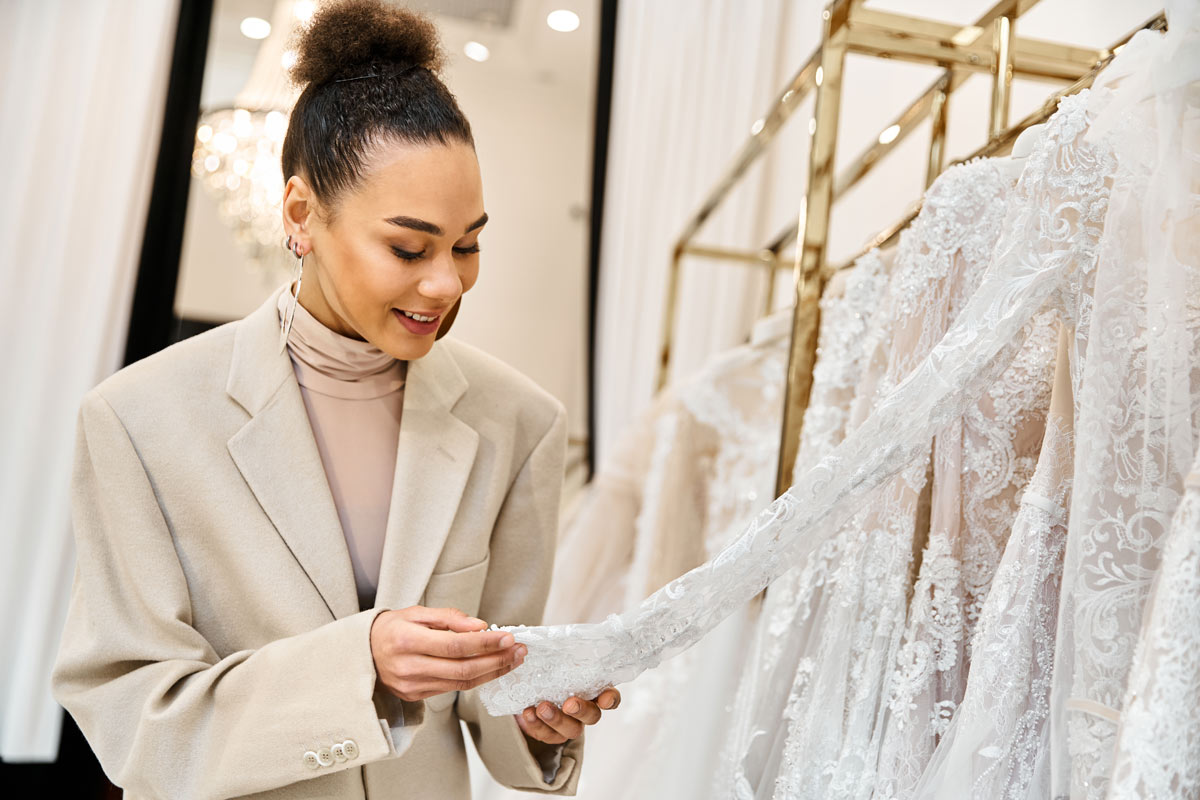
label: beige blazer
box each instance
[51,284,582,799]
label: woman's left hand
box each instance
[514,687,621,744]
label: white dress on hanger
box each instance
[715,249,892,799]
[774,156,1033,800]
[872,216,1059,798]
[910,323,1075,800]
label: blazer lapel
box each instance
[225,285,360,621]
[374,342,479,609]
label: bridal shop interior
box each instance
[3,0,1196,797]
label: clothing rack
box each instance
[653,0,1165,498]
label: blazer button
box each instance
[302,751,320,770]
[316,746,335,767]
[331,743,347,762]
[342,739,359,760]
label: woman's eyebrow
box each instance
[383,212,489,236]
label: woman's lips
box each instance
[392,307,441,335]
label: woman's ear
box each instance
[436,298,462,340]
[281,175,315,246]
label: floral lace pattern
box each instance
[1108,458,1200,799]
[910,325,1076,800]
[715,252,891,798]
[478,91,1113,718]
[774,158,1019,800]
[874,300,1057,796]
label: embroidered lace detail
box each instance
[910,326,1075,800]
[715,251,890,797]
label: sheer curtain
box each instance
[592,0,821,466]
[0,0,178,762]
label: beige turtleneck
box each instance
[277,287,407,611]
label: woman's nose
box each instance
[419,252,463,303]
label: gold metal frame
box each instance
[651,0,1164,500]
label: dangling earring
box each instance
[279,237,305,353]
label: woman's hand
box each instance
[514,687,622,745]
[370,606,526,702]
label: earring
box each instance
[279,247,305,353]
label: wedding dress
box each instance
[909,323,1075,800]
[772,156,1031,800]
[872,258,1057,799]
[715,249,892,799]
[574,311,792,800]
[486,311,798,800]
[481,21,1199,800]
[1045,10,1200,796]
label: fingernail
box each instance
[564,699,579,714]
[517,645,528,657]
[500,634,515,648]
[539,705,554,720]
[524,709,535,721]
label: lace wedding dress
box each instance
[871,234,1058,798]
[1045,11,1200,796]
[910,323,1075,800]
[1107,446,1200,799]
[480,17,1199,800]
[714,249,891,799]
[770,156,1029,800]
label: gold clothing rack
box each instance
[653,0,1165,498]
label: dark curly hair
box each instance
[280,0,475,221]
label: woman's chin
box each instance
[385,333,437,361]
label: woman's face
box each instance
[283,138,485,360]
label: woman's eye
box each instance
[453,244,481,256]
[391,247,424,261]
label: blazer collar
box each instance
[226,284,478,620]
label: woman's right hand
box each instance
[369,606,526,702]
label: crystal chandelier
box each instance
[191,107,290,270]
[191,0,312,273]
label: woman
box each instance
[51,2,617,797]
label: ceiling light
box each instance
[464,41,490,62]
[240,17,271,40]
[878,124,901,144]
[547,10,580,32]
[293,1,316,23]
[281,49,297,70]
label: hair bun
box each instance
[289,0,446,88]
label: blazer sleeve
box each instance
[51,389,419,800]
[454,402,585,795]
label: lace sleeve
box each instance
[478,92,1110,718]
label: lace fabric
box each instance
[910,323,1075,800]
[1107,453,1200,799]
[1048,14,1200,796]
[774,157,1019,800]
[479,89,1114,718]
[714,250,891,799]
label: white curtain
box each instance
[592,0,824,466]
[0,0,178,762]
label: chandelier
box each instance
[191,107,290,270]
[191,0,312,273]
